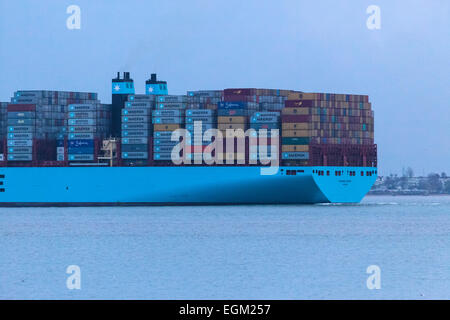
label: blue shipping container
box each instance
[68,140,94,148]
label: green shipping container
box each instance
[282,137,310,145]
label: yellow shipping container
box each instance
[217,116,247,124]
[218,129,248,138]
[299,93,316,100]
[287,92,301,100]
[282,123,310,130]
[281,145,309,152]
[282,130,310,137]
[281,108,310,115]
[153,124,180,131]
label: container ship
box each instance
[0,72,377,206]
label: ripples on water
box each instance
[1,195,449,299]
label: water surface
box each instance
[1,195,449,299]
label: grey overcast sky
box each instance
[0,0,449,175]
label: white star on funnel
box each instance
[148,86,154,93]
[114,84,120,91]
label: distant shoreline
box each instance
[367,192,449,196]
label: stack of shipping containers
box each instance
[6,104,35,162]
[152,95,185,162]
[1,90,103,164]
[249,111,280,163]
[121,96,154,165]
[0,72,375,169]
[67,104,97,162]
[0,103,6,161]
[281,100,312,165]
[280,92,375,167]
[185,109,216,163]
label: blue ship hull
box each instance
[0,166,377,206]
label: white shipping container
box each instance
[7,139,33,147]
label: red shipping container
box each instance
[281,115,311,123]
[7,104,36,112]
[223,94,257,102]
[224,88,256,96]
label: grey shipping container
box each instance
[128,94,156,102]
[68,154,94,161]
[7,139,33,147]
[252,112,280,117]
[122,109,150,116]
[68,104,97,112]
[122,116,149,123]
[185,117,214,123]
[152,117,183,124]
[7,126,34,133]
[68,112,96,119]
[121,144,148,152]
[122,130,149,137]
[282,152,310,160]
[154,131,174,138]
[153,145,176,153]
[157,95,187,103]
[68,119,96,126]
[125,102,152,108]
[152,110,182,117]
[7,154,33,161]
[122,152,148,159]
[153,139,179,146]
[156,103,187,110]
[121,123,149,130]
[153,153,177,160]
[8,146,33,154]
[14,91,45,98]
[250,116,279,123]
[7,132,33,140]
[69,133,95,139]
[186,109,214,116]
[7,111,36,119]
[121,137,148,144]
[69,126,96,133]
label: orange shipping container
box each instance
[217,153,246,161]
[281,145,309,152]
[218,116,247,124]
[153,124,180,131]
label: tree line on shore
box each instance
[371,168,450,195]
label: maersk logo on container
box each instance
[167,121,280,175]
